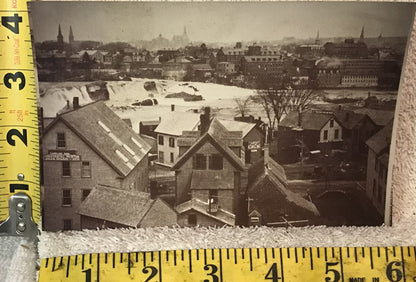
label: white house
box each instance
[154,109,200,167]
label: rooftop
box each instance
[353,108,394,127]
[175,198,235,226]
[279,110,335,131]
[155,111,200,136]
[45,101,151,177]
[79,185,157,227]
[366,120,393,154]
[217,119,257,138]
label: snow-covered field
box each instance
[39,79,259,131]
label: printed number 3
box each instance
[4,72,25,90]
[204,264,219,282]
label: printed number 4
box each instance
[1,14,22,34]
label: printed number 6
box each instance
[4,72,25,90]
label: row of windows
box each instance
[158,135,175,147]
[322,129,340,140]
[249,57,280,62]
[62,161,91,177]
[158,151,174,163]
[193,154,223,170]
[62,188,91,207]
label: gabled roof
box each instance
[175,198,235,226]
[248,158,319,217]
[44,101,151,177]
[78,185,173,227]
[334,110,371,130]
[154,112,200,136]
[172,118,245,171]
[353,108,394,127]
[366,120,393,154]
[279,110,336,131]
[217,119,257,138]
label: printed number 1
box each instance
[1,14,22,34]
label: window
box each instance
[169,137,175,148]
[158,135,164,145]
[193,154,207,169]
[57,133,66,148]
[334,129,339,139]
[62,189,71,206]
[209,190,218,204]
[159,151,164,163]
[188,214,197,226]
[329,120,334,128]
[323,130,328,141]
[170,152,174,163]
[81,161,91,178]
[209,154,223,170]
[63,219,72,231]
[82,189,91,201]
[62,161,71,177]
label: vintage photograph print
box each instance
[29,1,414,231]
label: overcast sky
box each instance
[29,2,415,44]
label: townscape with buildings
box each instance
[37,22,405,231]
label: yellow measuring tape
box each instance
[38,247,416,281]
[0,0,40,230]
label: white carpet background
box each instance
[3,1,416,281]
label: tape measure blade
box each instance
[0,0,40,226]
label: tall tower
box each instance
[57,24,64,50]
[315,30,321,45]
[69,25,74,46]
[359,26,365,41]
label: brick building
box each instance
[41,100,152,231]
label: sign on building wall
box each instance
[44,150,81,161]
[248,141,261,151]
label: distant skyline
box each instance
[29,2,415,44]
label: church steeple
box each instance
[69,25,74,45]
[57,24,64,50]
[315,30,320,45]
[359,26,364,41]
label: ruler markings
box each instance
[279,248,285,282]
[354,247,358,262]
[386,247,389,262]
[242,248,245,260]
[188,250,192,273]
[414,247,416,261]
[400,246,406,282]
[309,248,313,270]
[196,249,199,261]
[45,258,49,268]
[317,248,320,258]
[369,247,374,269]
[257,248,260,259]
[362,247,365,258]
[135,252,138,263]
[295,247,298,263]
[112,253,115,268]
[339,248,344,282]
[234,248,237,264]
[75,255,78,266]
[393,246,397,257]
[226,248,229,260]
[52,257,56,272]
[324,247,328,261]
[158,251,162,282]
[332,247,335,258]
[128,253,131,275]
[166,250,169,262]
[97,254,100,282]
[82,254,85,269]
[181,249,184,261]
[249,248,253,271]
[211,248,214,260]
[65,256,70,278]
[174,250,177,266]
[218,249,223,282]
[286,248,289,259]
[264,248,268,264]
[143,252,146,267]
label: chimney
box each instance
[73,97,79,110]
[171,104,175,112]
[200,107,211,135]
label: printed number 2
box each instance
[142,266,158,282]
[4,72,26,90]
[1,14,22,34]
[7,129,27,146]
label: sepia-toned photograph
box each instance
[29,1,414,231]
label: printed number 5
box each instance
[325,262,340,282]
[4,72,25,90]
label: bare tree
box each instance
[234,96,252,117]
[285,88,319,114]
